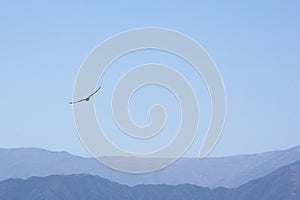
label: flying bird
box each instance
[69,86,101,104]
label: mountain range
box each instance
[0,160,299,200]
[1,145,300,188]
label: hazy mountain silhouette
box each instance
[232,160,300,200]
[0,160,299,200]
[0,174,227,200]
[1,145,300,188]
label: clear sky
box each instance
[0,1,299,157]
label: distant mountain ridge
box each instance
[0,160,300,200]
[1,145,300,188]
[232,160,300,200]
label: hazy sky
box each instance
[0,1,299,157]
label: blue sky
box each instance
[0,1,299,157]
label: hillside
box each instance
[1,145,300,188]
[0,160,299,200]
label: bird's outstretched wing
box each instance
[69,98,86,104]
[87,86,101,98]
[69,86,101,104]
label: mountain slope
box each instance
[1,145,300,188]
[232,160,300,200]
[0,174,227,200]
[0,160,299,200]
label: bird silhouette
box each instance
[69,86,101,104]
